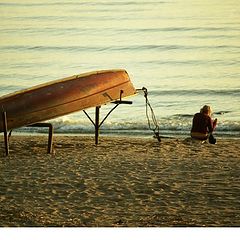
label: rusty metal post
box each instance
[47,123,54,154]
[95,106,100,145]
[84,100,132,145]
[28,123,53,154]
[2,111,9,156]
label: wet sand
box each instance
[0,135,239,226]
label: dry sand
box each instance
[0,135,239,227]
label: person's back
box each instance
[191,105,217,141]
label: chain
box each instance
[140,87,161,142]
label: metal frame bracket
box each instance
[83,91,133,145]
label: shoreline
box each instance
[0,135,239,226]
[4,130,240,140]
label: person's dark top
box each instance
[191,112,215,134]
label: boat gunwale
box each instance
[0,69,127,102]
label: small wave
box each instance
[149,89,240,97]
[14,116,240,138]
[0,44,187,52]
[0,84,27,95]
[214,111,232,115]
[135,26,240,33]
[0,1,168,7]
[2,43,240,55]
[172,114,193,119]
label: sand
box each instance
[0,134,239,227]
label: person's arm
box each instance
[208,117,217,133]
[213,118,217,130]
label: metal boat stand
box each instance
[1,111,54,156]
[83,99,132,145]
[1,90,132,155]
[2,111,9,156]
[27,123,54,154]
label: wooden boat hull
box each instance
[0,69,136,131]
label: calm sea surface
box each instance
[0,0,239,137]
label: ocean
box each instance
[0,0,239,138]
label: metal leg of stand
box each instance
[2,111,9,156]
[83,97,133,145]
[28,123,54,154]
[95,106,100,145]
[47,124,53,154]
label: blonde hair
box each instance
[200,105,211,115]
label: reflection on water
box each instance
[0,0,239,136]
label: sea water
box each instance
[0,0,239,138]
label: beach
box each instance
[0,134,239,227]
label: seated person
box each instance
[191,105,217,141]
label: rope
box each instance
[141,87,161,142]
